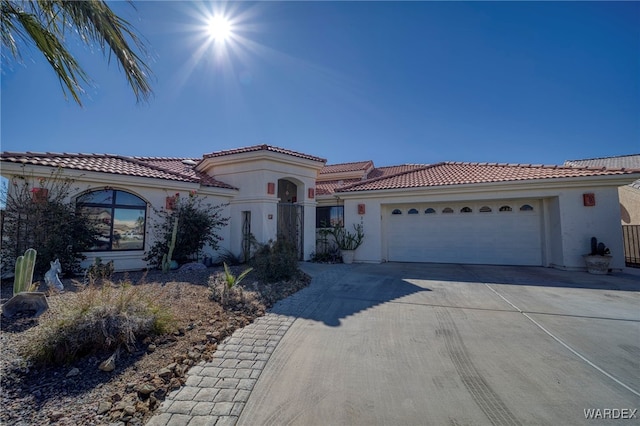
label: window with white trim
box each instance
[77,189,147,251]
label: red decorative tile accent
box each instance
[583,193,596,206]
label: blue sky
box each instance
[2,1,639,167]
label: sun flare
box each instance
[207,15,232,41]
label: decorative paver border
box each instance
[146,313,295,426]
[146,264,342,426]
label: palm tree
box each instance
[1,0,153,105]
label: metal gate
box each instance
[623,225,640,268]
[241,211,251,262]
[277,203,304,260]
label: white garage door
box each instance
[386,200,543,265]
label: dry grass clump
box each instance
[21,281,175,366]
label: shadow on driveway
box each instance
[351,262,640,291]
[271,264,431,326]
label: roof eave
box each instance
[334,173,640,198]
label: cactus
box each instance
[597,242,610,256]
[14,248,37,296]
[590,237,610,256]
[162,216,179,273]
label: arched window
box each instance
[392,209,402,215]
[520,204,534,211]
[479,206,492,213]
[408,208,419,215]
[77,189,147,251]
[499,205,513,212]
[442,207,454,214]
[425,208,436,214]
[461,207,472,213]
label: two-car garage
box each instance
[384,199,543,266]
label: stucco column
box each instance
[301,200,317,260]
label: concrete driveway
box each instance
[237,263,640,426]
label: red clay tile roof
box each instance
[203,144,326,163]
[316,163,428,195]
[320,161,374,175]
[0,152,236,189]
[365,164,427,179]
[316,179,362,196]
[336,162,640,192]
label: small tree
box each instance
[144,194,229,269]
[1,168,98,277]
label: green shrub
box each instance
[144,194,229,269]
[1,169,99,277]
[86,257,115,283]
[22,281,175,366]
[208,263,254,307]
[251,239,299,283]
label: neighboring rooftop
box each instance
[564,154,640,191]
[564,154,640,169]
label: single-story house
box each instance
[2,145,639,273]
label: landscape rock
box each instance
[66,367,80,377]
[178,262,207,273]
[136,383,156,395]
[97,401,112,415]
[99,357,116,372]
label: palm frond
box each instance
[44,0,153,103]
[2,0,87,104]
[1,0,153,105]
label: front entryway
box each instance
[277,178,304,260]
[278,203,304,260]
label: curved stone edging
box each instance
[146,264,347,426]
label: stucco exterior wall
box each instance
[554,187,625,270]
[204,157,320,260]
[1,166,234,272]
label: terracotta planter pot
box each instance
[341,250,355,264]
[583,254,612,275]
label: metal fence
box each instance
[622,225,640,268]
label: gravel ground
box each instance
[0,265,310,425]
